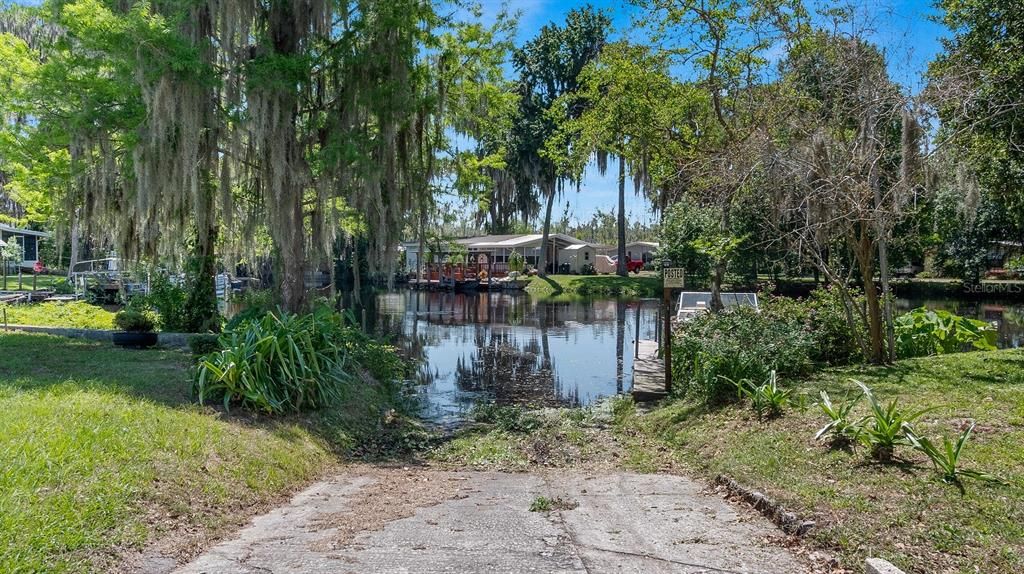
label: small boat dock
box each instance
[631,339,667,401]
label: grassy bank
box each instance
[1,301,116,329]
[0,331,407,572]
[1,274,63,291]
[615,350,1024,573]
[524,273,661,298]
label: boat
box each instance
[676,291,759,321]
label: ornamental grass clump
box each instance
[195,309,394,414]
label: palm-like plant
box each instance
[815,390,862,445]
[854,380,937,461]
[731,371,791,420]
[904,423,1005,490]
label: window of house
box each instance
[584,252,589,260]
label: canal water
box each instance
[357,290,1024,424]
[364,290,661,424]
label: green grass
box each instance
[615,350,1024,574]
[0,332,402,572]
[1,301,116,329]
[1,274,63,291]
[524,273,661,298]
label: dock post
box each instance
[634,302,641,359]
[663,285,672,394]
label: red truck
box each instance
[610,256,644,274]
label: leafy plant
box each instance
[508,251,525,274]
[815,390,863,445]
[895,307,997,357]
[904,423,1005,489]
[195,309,388,413]
[114,310,155,333]
[854,381,937,461]
[187,334,221,358]
[730,370,790,420]
[673,306,814,403]
[470,403,542,433]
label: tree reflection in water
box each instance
[354,290,660,422]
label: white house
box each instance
[0,224,49,267]
[599,241,660,264]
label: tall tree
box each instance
[508,7,609,276]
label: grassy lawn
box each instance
[0,332,400,572]
[615,349,1024,574]
[524,273,661,298]
[1,301,116,329]
[1,274,64,291]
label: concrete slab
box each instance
[172,469,810,574]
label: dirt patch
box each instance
[314,465,467,550]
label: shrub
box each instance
[114,310,155,333]
[673,306,814,403]
[187,334,221,358]
[761,286,867,366]
[895,307,997,358]
[194,309,403,414]
[580,263,596,275]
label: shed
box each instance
[558,243,596,274]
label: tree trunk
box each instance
[853,229,884,363]
[616,156,627,277]
[710,205,730,311]
[67,212,80,281]
[537,182,556,278]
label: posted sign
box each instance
[663,268,685,289]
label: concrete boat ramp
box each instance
[170,467,811,574]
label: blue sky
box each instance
[463,0,949,228]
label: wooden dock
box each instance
[631,339,668,401]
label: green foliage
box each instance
[113,309,155,333]
[904,423,1005,488]
[187,333,220,358]
[470,403,542,433]
[507,251,525,274]
[529,495,577,512]
[762,287,868,366]
[895,307,997,358]
[195,310,401,414]
[730,371,791,420]
[0,301,115,329]
[673,307,814,403]
[145,258,220,333]
[658,200,716,285]
[815,390,863,445]
[853,381,937,461]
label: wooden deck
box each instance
[631,339,668,401]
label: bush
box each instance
[580,263,596,275]
[673,306,813,403]
[187,334,221,357]
[114,310,156,332]
[194,309,404,414]
[763,287,868,366]
[895,307,997,358]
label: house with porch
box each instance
[0,223,49,268]
[403,233,594,276]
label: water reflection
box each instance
[895,298,1024,349]
[366,290,660,424]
